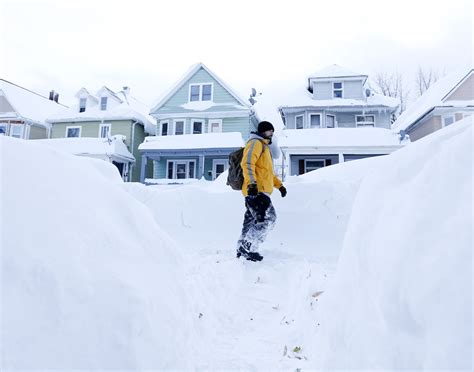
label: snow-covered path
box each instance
[124,181,347,368]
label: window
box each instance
[193,121,203,134]
[202,84,212,101]
[333,82,343,98]
[174,120,185,135]
[295,115,304,129]
[167,160,196,179]
[190,85,200,101]
[326,115,336,128]
[305,159,326,173]
[10,124,23,138]
[356,115,375,127]
[212,159,228,180]
[99,124,111,138]
[160,121,168,136]
[443,115,455,126]
[310,114,321,128]
[189,83,213,102]
[66,126,81,137]
[79,98,86,113]
[208,119,222,133]
[100,97,107,111]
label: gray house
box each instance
[392,68,473,141]
[141,62,255,183]
[256,65,405,177]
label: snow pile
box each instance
[1,137,194,369]
[312,117,473,370]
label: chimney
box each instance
[49,90,55,101]
[54,93,59,103]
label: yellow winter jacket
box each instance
[241,135,282,196]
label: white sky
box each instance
[0,0,472,107]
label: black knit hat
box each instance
[257,121,274,133]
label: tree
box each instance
[371,71,410,120]
[415,66,441,97]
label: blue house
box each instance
[140,63,256,183]
[256,64,406,177]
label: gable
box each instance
[152,65,248,114]
[0,94,16,113]
[444,73,474,102]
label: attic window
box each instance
[100,97,107,111]
[190,85,200,101]
[189,83,213,102]
[333,82,343,98]
[79,98,86,113]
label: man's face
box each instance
[263,129,274,139]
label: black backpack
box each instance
[226,147,245,190]
[226,140,265,190]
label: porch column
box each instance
[338,153,345,163]
[198,155,205,179]
[140,154,148,183]
[281,152,286,181]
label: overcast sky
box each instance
[1,0,472,107]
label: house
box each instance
[35,136,135,181]
[392,68,473,141]
[141,63,254,183]
[254,64,406,177]
[47,86,156,182]
[0,79,67,139]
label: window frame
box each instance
[333,82,344,98]
[192,119,203,134]
[326,114,337,128]
[355,115,376,127]
[99,123,111,138]
[208,119,222,133]
[65,126,82,138]
[9,123,24,138]
[159,120,169,136]
[188,82,214,102]
[295,114,304,129]
[173,119,185,135]
[166,159,197,179]
[442,114,456,127]
[309,113,322,129]
[100,96,108,111]
[304,159,327,173]
[79,98,87,113]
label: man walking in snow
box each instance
[236,121,287,261]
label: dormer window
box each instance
[189,83,213,102]
[100,97,108,111]
[333,82,343,98]
[79,98,86,113]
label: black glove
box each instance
[279,185,287,198]
[247,183,258,197]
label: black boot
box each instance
[236,243,263,262]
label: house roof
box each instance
[309,64,368,80]
[392,67,474,132]
[139,132,244,151]
[150,62,250,113]
[0,79,69,127]
[35,135,135,162]
[278,127,405,148]
[47,87,157,134]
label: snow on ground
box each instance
[1,138,195,369]
[1,116,472,370]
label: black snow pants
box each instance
[237,193,277,252]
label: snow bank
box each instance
[1,137,194,369]
[312,117,473,370]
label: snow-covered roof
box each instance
[139,132,244,151]
[47,87,157,134]
[278,127,405,148]
[35,135,135,162]
[0,79,69,127]
[309,64,368,81]
[393,67,474,132]
[150,62,250,113]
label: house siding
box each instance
[29,125,48,139]
[289,154,340,176]
[0,96,15,112]
[153,155,230,181]
[445,74,474,101]
[408,115,443,141]
[157,67,245,114]
[284,110,392,129]
[312,80,365,100]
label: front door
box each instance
[212,159,227,180]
